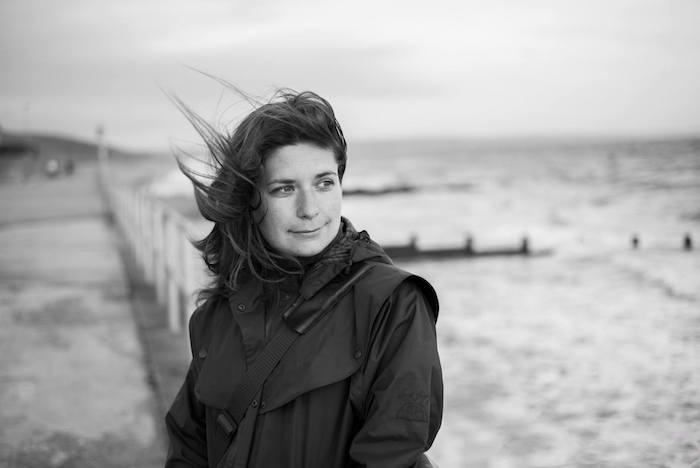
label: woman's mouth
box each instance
[290,227,321,235]
[289,222,328,236]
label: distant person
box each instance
[44,158,60,177]
[165,89,443,467]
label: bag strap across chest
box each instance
[215,262,374,440]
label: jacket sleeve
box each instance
[164,314,208,467]
[349,278,443,468]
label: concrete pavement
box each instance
[0,165,167,467]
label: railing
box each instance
[107,182,208,334]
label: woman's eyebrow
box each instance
[267,177,296,185]
[267,171,337,185]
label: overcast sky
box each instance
[1,0,699,151]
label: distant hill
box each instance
[0,131,145,162]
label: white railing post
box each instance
[134,192,142,269]
[137,191,149,274]
[182,232,198,321]
[128,191,138,253]
[153,204,167,306]
[141,195,154,282]
[164,214,181,332]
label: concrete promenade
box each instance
[0,165,168,467]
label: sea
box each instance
[151,137,700,468]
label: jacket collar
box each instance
[229,217,393,304]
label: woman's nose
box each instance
[296,189,319,219]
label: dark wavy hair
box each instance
[173,86,347,303]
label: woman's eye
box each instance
[271,185,294,195]
[318,179,335,190]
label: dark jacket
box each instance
[165,223,442,468]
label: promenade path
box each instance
[0,164,167,467]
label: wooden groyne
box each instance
[342,181,474,197]
[385,236,554,260]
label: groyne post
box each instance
[631,234,640,249]
[520,236,530,255]
[465,235,474,254]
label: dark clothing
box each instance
[165,221,442,467]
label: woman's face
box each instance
[256,142,342,257]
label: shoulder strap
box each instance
[215,262,374,438]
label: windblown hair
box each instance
[173,87,347,304]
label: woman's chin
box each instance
[283,221,339,257]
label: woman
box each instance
[165,89,442,468]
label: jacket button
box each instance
[198,349,207,359]
[354,350,363,359]
[260,401,266,409]
[237,303,246,312]
[251,399,258,408]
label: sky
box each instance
[1,0,699,151]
